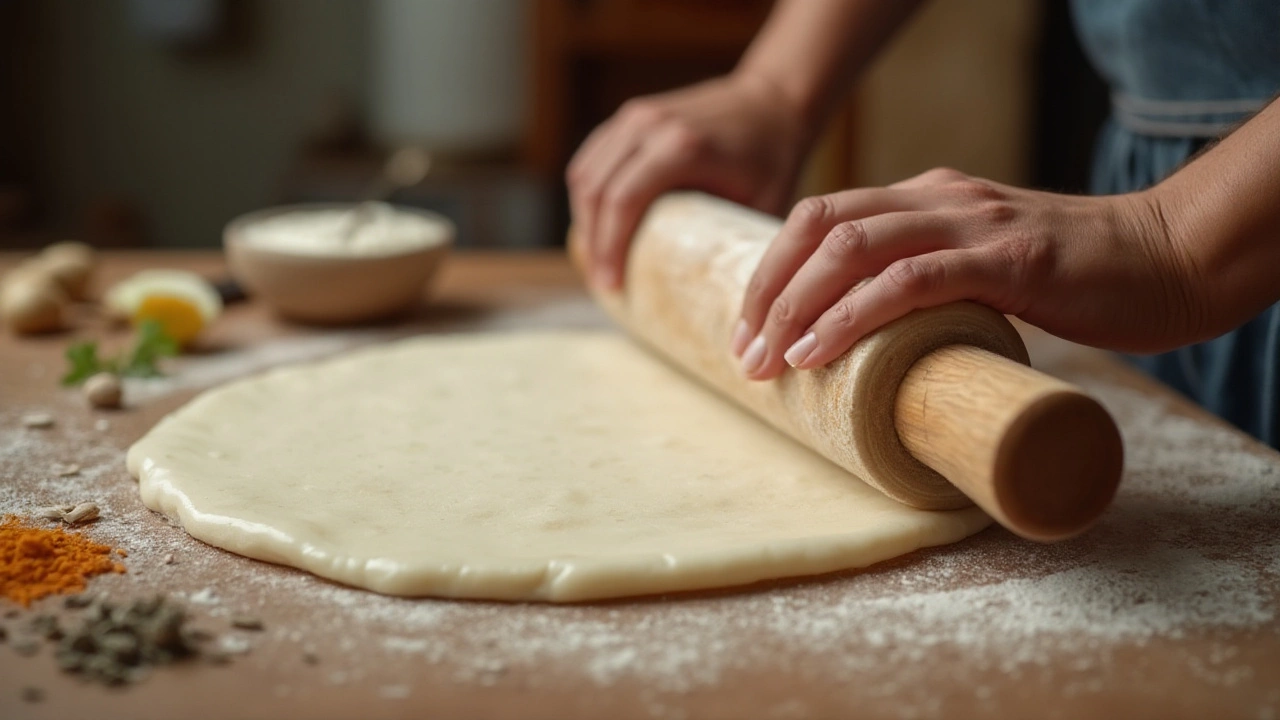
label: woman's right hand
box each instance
[567,72,813,289]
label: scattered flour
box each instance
[3,332,1279,718]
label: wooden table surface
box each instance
[2,251,1279,720]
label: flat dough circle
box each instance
[128,331,991,602]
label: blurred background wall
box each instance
[0,0,1106,252]
[854,0,1040,187]
[1,1,368,248]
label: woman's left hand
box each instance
[730,167,1208,381]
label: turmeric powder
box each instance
[0,515,125,607]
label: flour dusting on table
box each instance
[3,350,1279,719]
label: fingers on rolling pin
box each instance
[587,192,1123,542]
[737,190,913,356]
[895,345,1124,542]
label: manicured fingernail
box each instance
[740,335,767,376]
[730,320,752,357]
[784,332,817,368]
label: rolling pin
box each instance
[573,192,1123,542]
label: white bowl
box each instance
[224,203,454,324]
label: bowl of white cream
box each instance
[225,202,454,324]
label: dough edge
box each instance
[126,331,993,603]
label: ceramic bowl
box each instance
[224,203,454,324]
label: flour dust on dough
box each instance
[128,331,991,602]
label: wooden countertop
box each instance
[2,251,1278,720]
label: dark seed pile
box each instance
[34,595,206,686]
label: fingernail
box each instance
[784,332,818,368]
[730,320,752,357]
[740,335,767,376]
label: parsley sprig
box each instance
[62,320,179,386]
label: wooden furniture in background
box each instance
[526,0,858,227]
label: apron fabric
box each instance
[1070,0,1280,448]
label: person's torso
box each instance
[1071,0,1280,136]
[1069,0,1280,448]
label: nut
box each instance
[0,269,66,335]
[84,372,123,409]
[39,241,97,300]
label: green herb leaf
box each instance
[61,320,180,386]
[61,342,106,386]
[118,320,179,378]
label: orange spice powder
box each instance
[0,514,126,607]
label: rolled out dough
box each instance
[128,331,991,602]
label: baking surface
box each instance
[2,251,1279,719]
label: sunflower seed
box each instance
[35,504,74,521]
[21,413,54,429]
[62,502,100,525]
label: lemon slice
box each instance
[133,295,206,344]
[105,270,222,344]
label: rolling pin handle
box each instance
[894,345,1123,542]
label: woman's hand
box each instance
[731,167,1209,380]
[567,72,812,289]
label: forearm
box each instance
[1151,98,1280,339]
[734,0,928,136]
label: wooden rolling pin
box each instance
[574,192,1123,542]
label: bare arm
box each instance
[732,97,1280,380]
[736,0,929,131]
[567,0,929,288]
[1155,97,1280,341]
